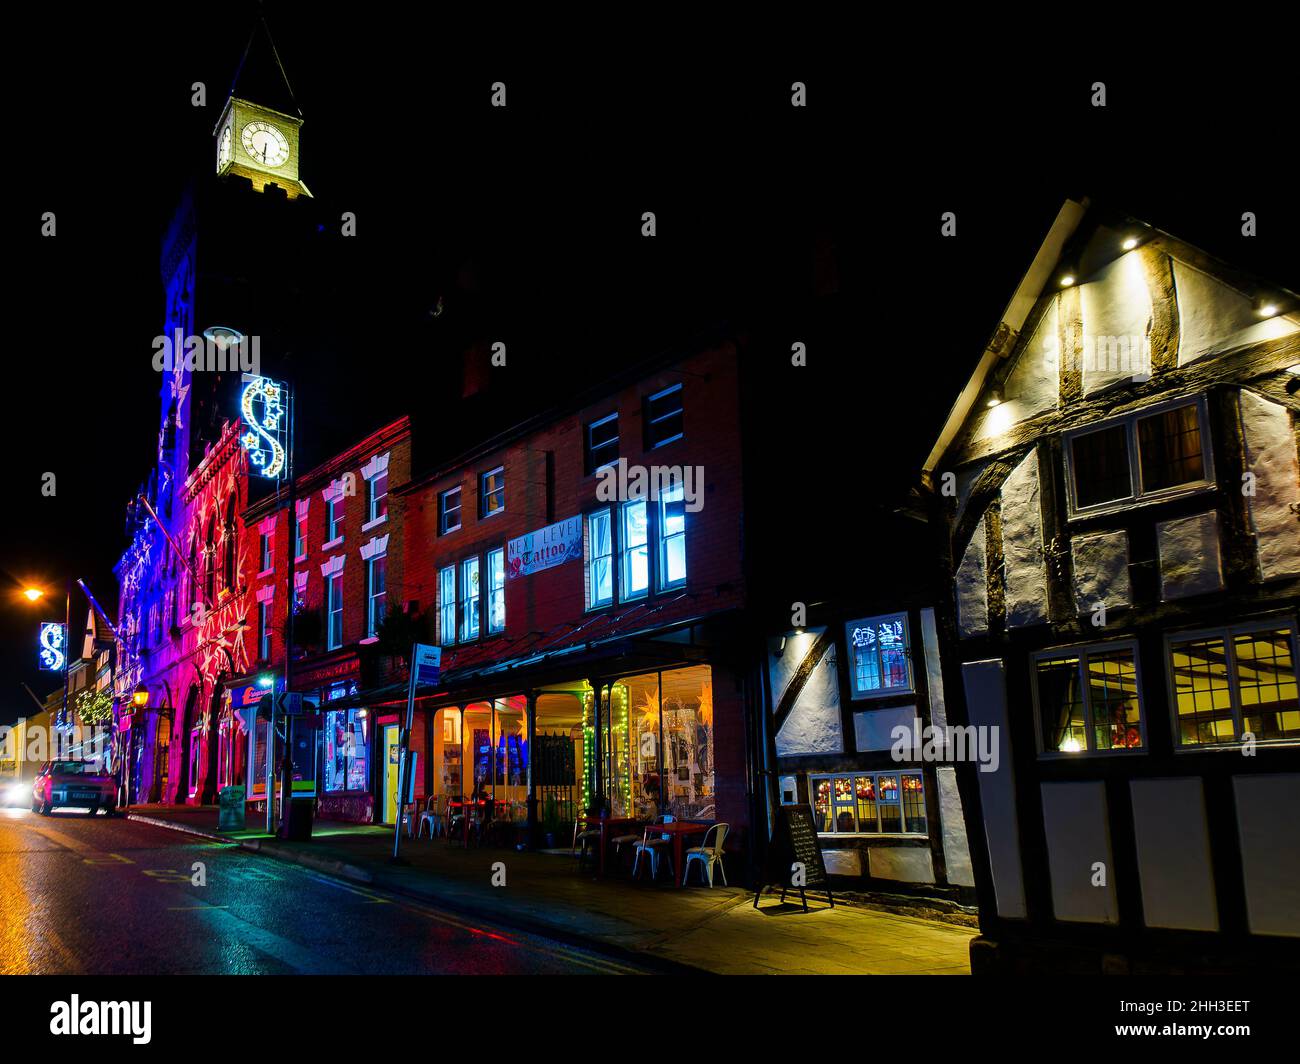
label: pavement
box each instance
[0,806,648,974]
[124,804,975,974]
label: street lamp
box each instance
[132,682,150,710]
[23,587,44,602]
[122,682,150,812]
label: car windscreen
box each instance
[51,761,101,776]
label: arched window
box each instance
[187,533,198,612]
[222,493,238,592]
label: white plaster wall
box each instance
[778,775,798,804]
[961,659,1025,918]
[953,462,988,531]
[1040,781,1119,924]
[1157,511,1223,600]
[957,521,988,638]
[1129,778,1218,931]
[1081,251,1153,395]
[822,848,864,876]
[1071,529,1131,615]
[1237,390,1300,582]
[868,846,935,884]
[975,298,1060,440]
[775,642,844,756]
[1000,449,1048,627]
[767,628,826,708]
[920,608,947,732]
[1174,259,1300,364]
[853,704,917,752]
[1233,774,1300,937]
[936,765,975,887]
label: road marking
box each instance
[301,872,391,903]
[167,904,229,911]
[83,852,135,866]
[21,823,98,854]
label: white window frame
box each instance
[460,557,480,642]
[645,383,684,449]
[1030,638,1147,758]
[294,515,307,561]
[845,612,914,700]
[259,531,273,575]
[486,547,506,634]
[657,478,688,591]
[439,487,462,535]
[1165,615,1300,750]
[585,508,614,610]
[367,468,389,525]
[367,554,387,639]
[1062,393,1216,520]
[438,564,457,647]
[585,412,619,474]
[809,770,927,836]
[325,495,345,546]
[480,466,505,518]
[326,572,344,650]
[258,600,272,661]
[619,498,649,601]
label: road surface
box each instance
[0,806,647,974]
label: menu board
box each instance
[754,803,834,911]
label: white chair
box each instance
[418,795,445,839]
[631,815,676,882]
[682,823,729,887]
[573,818,601,867]
[399,799,418,839]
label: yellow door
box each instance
[383,725,400,825]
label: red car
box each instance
[32,761,118,816]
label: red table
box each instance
[641,821,713,886]
[577,816,639,875]
[447,799,489,845]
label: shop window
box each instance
[811,771,926,834]
[438,487,461,535]
[367,554,387,638]
[620,499,648,600]
[644,383,683,449]
[586,509,614,609]
[460,557,480,642]
[480,466,505,518]
[845,613,913,699]
[438,565,456,646]
[1169,620,1299,746]
[585,412,619,474]
[326,572,344,650]
[324,706,370,793]
[1032,640,1144,755]
[486,548,505,634]
[1064,396,1213,516]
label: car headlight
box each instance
[4,782,28,803]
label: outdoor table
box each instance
[643,820,713,886]
[447,799,489,845]
[577,815,639,875]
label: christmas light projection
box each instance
[239,376,288,479]
[38,622,66,672]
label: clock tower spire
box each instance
[214,13,311,198]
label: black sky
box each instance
[3,5,1295,722]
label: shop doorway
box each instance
[382,723,401,825]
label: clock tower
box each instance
[213,16,311,199]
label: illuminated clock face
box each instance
[217,123,232,171]
[241,121,289,167]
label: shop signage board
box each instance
[413,643,441,687]
[753,803,834,913]
[506,515,582,579]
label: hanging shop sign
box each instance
[38,622,66,672]
[506,515,583,580]
[238,375,288,479]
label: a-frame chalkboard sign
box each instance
[753,803,835,912]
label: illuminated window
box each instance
[480,467,505,517]
[258,600,272,660]
[324,706,369,794]
[326,495,344,543]
[367,554,387,639]
[811,772,925,834]
[1064,397,1213,516]
[658,478,687,590]
[259,531,273,573]
[486,548,505,634]
[438,565,456,646]
[1170,621,1299,746]
[294,516,306,559]
[586,509,614,609]
[644,383,683,449]
[438,487,462,535]
[460,557,480,642]
[326,573,344,650]
[845,613,913,698]
[585,413,619,474]
[620,500,648,599]
[1032,641,1144,755]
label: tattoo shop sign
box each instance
[507,516,583,580]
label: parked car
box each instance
[32,761,117,816]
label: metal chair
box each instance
[631,815,676,882]
[573,817,601,868]
[418,794,445,839]
[682,823,729,887]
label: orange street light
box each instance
[131,682,150,710]
[23,587,44,602]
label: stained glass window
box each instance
[845,613,913,698]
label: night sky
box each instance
[4,4,1295,723]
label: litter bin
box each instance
[280,796,314,840]
[218,786,246,832]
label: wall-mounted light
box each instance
[1257,301,1278,318]
[986,387,1003,408]
[1059,273,1075,287]
[1121,236,1139,251]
